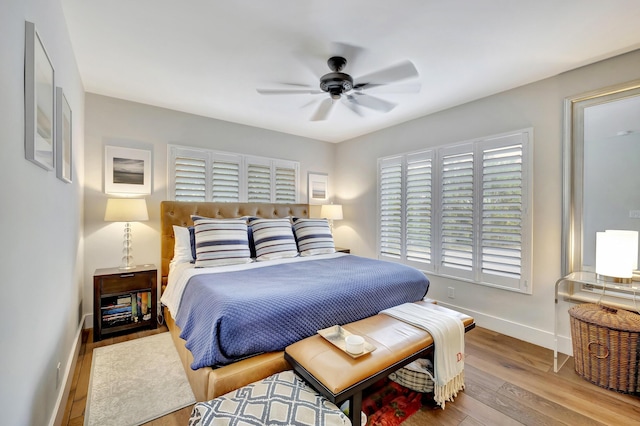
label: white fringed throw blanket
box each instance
[381,303,465,409]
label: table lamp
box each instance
[595,230,638,284]
[320,204,343,235]
[104,198,149,269]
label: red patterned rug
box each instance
[362,378,425,426]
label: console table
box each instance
[554,272,640,372]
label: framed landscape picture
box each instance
[104,146,152,195]
[308,172,329,205]
[24,21,55,171]
[56,87,72,183]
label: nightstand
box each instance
[335,247,350,254]
[93,264,157,342]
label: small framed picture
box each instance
[25,21,55,171]
[56,87,72,183]
[105,146,152,195]
[308,172,329,205]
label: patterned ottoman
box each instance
[188,370,351,426]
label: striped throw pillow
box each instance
[293,218,336,256]
[248,217,298,261]
[192,218,252,267]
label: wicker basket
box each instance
[569,303,640,394]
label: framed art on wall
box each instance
[24,21,55,171]
[308,172,329,205]
[56,87,72,183]
[105,146,152,195]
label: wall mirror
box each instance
[562,80,640,276]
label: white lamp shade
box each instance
[605,230,638,270]
[596,231,636,279]
[104,198,149,222]
[321,204,343,220]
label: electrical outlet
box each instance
[630,210,640,219]
[56,362,61,389]
[447,287,455,298]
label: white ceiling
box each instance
[61,0,640,143]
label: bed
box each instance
[160,201,430,401]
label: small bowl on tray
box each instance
[317,325,376,358]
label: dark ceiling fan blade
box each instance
[347,92,397,113]
[310,98,336,121]
[354,60,419,88]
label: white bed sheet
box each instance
[161,252,348,316]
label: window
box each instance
[168,145,299,203]
[378,129,532,293]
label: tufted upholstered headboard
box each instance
[160,201,309,290]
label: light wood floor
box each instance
[63,326,640,426]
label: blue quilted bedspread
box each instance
[175,255,430,369]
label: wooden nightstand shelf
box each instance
[93,264,157,342]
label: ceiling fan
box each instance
[256,49,420,121]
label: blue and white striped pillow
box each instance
[192,218,252,267]
[248,217,298,261]
[292,218,336,256]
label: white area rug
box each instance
[85,332,195,426]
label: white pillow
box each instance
[172,225,194,264]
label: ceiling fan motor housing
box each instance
[320,56,353,99]
[320,72,353,99]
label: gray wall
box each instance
[335,49,640,354]
[83,93,337,326]
[0,0,85,424]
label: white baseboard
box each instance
[84,313,93,329]
[49,313,88,426]
[434,300,574,358]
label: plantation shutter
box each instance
[168,144,299,204]
[274,162,298,203]
[211,153,241,202]
[440,147,474,277]
[379,157,403,259]
[170,147,208,201]
[376,129,531,293]
[479,132,529,290]
[247,159,272,203]
[405,151,433,264]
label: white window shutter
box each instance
[169,147,208,201]
[168,144,299,204]
[479,131,531,292]
[376,129,532,293]
[406,151,433,264]
[274,161,298,203]
[379,157,403,259]
[211,153,241,202]
[246,157,272,203]
[440,147,474,277]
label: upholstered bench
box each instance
[188,370,351,426]
[285,302,475,426]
